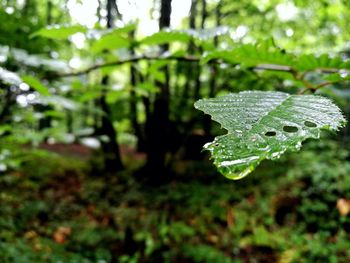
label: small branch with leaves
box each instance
[55,53,350,96]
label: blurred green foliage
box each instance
[0,140,349,262]
[1,0,350,262]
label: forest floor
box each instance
[1,142,349,263]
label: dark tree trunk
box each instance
[0,85,15,125]
[47,1,53,24]
[66,109,73,134]
[201,0,207,29]
[177,0,197,115]
[37,105,52,131]
[23,0,32,16]
[35,0,55,134]
[190,0,197,29]
[192,0,206,101]
[159,0,172,30]
[142,0,172,183]
[97,0,102,22]
[106,0,113,28]
[97,0,124,172]
[99,79,124,172]
[203,0,220,134]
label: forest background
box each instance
[1,0,350,262]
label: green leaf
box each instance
[194,91,346,180]
[43,110,65,118]
[91,34,130,53]
[202,40,294,67]
[108,23,136,35]
[0,125,12,136]
[140,30,192,46]
[140,27,228,47]
[148,61,168,83]
[185,26,230,40]
[79,90,102,102]
[106,90,125,104]
[31,25,87,39]
[22,75,50,96]
[295,54,346,71]
[136,82,159,96]
[201,50,237,64]
[322,72,350,83]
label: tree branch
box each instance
[58,55,200,77]
[56,54,350,90]
[58,55,299,78]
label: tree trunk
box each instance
[99,79,124,172]
[47,1,53,24]
[193,0,206,101]
[98,0,124,172]
[203,0,220,134]
[143,0,172,183]
[177,0,197,115]
[0,85,15,125]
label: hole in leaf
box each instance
[304,121,317,128]
[283,125,298,133]
[265,131,277,137]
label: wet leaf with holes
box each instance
[194,91,346,180]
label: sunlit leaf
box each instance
[91,34,130,53]
[43,110,65,118]
[106,90,125,104]
[202,41,294,67]
[0,125,12,136]
[185,26,230,40]
[201,50,237,64]
[79,90,102,102]
[194,91,346,180]
[31,25,87,39]
[22,75,50,96]
[136,82,159,95]
[87,23,136,39]
[295,54,347,71]
[323,72,350,82]
[140,30,192,46]
[108,23,136,35]
[148,60,168,83]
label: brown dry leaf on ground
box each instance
[336,198,350,216]
[226,206,234,227]
[53,226,72,244]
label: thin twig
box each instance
[290,70,319,94]
[298,88,310,95]
[57,55,199,77]
[54,55,350,96]
[315,81,335,89]
[58,56,299,78]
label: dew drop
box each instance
[295,141,302,150]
